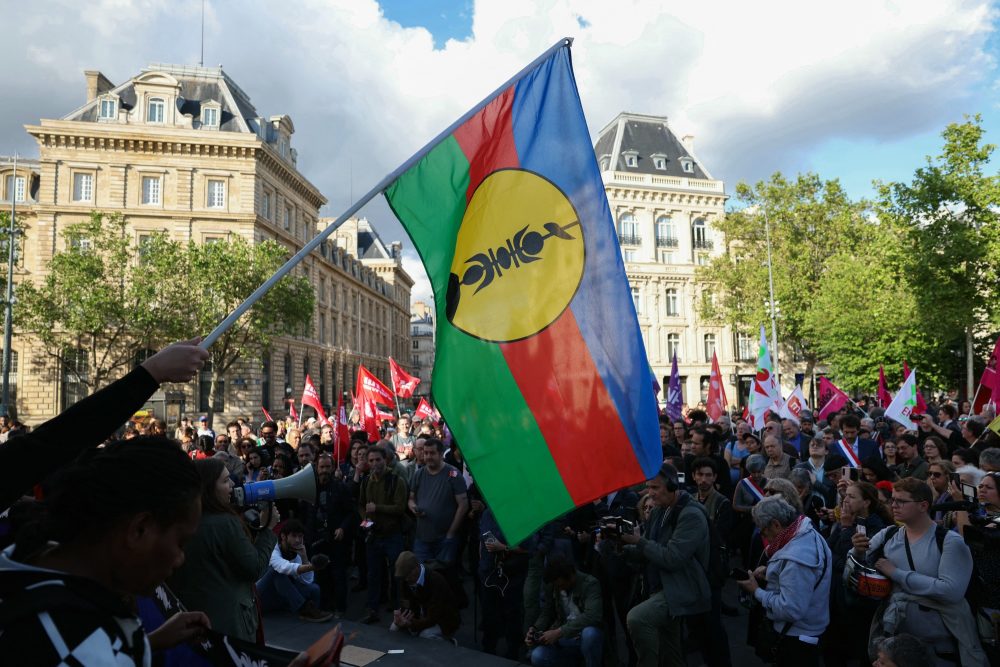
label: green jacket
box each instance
[535,570,602,638]
[167,512,276,642]
[628,491,711,617]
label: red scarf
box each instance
[764,514,805,558]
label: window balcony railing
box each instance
[655,236,679,248]
[618,233,642,246]
[693,238,714,250]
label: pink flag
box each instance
[817,377,849,421]
[877,366,892,409]
[706,352,728,422]
[974,336,1000,414]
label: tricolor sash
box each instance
[741,476,766,502]
[837,438,862,468]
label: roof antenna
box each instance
[199,0,205,66]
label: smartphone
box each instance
[677,472,686,484]
[961,482,978,504]
[729,567,750,581]
[842,466,860,482]
[950,472,962,489]
[856,525,867,537]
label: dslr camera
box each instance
[595,516,636,539]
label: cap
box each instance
[394,551,420,578]
[199,416,208,422]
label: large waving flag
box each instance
[665,352,683,422]
[885,369,920,426]
[778,386,807,425]
[334,394,350,462]
[389,357,421,399]
[877,366,892,409]
[301,375,329,426]
[748,325,780,429]
[902,360,928,415]
[817,377,850,420]
[356,365,394,407]
[383,41,660,542]
[706,351,727,422]
[974,336,1000,414]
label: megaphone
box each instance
[232,463,318,506]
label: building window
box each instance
[331,318,337,346]
[72,172,94,202]
[412,339,419,349]
[262,190,272,220]
[600,158,610,171]
[624,152,638,168]
[60,348,88,410]
[623,249,636,262]
[618,212,639,245]
[202,106,219,128]
[319,360,327,407]
[141,175,161,205]
[693,218,708,247]
[303,356,311,386]
[207,179,226,208]
[696,253,710,266]
[653,156,666,170]
[319,277,326,303]
[655,215,677,247]
[1,349,17,407]
[146,97,165,123]
[198,361,224,412]
[631,287,641,313]
[704,333,716,362]
[283,352,292,400]
[99,96,117,120]
[262,352,271,412]
[284,206,292,231]
[667,334,681,362]
[658,251,675,264]
[680,157,694,174]
[3,175,25,203]
[319,314,326,342]
[665,288,679,316]
[736,332,754,361]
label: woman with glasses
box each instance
[926,461,956,524]
[952,471,1000,536]
[922,437,947,465]
[882,440,899,467]
[851,478,988,666]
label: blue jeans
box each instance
[366,532,404,611]
[413,536,458,565]
[530,626,603,667]
[256,568,321,613]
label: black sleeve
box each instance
[714,497,734,539]
[0,366,159,511]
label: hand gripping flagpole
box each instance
[200,37,575,351]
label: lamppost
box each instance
[0,153,18,418]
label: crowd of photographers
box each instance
[1,337,1000,667]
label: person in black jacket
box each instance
[305,453,356,616]
[0,337,208,513]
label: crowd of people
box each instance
[1,337,1000,667]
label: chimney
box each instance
[681,134,695,153]
[84,70,114,103]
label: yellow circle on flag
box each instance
[445,168,585,343]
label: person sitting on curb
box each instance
[391,551,460,641]
[256,519,333,623]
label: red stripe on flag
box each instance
[453,87,519,202]
[500,309,646,505]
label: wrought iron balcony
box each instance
[693,238,714,250]
[655,236,679,248]
[618,233,642,246]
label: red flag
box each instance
[288,399,299,423]
[902,361,928,414]
[817,377,850,420]
[356,365,395,406]
[261,406,274,423]
[359,393,381,442]
[333,395,350,462]
[877,366,892,409]
[706,352,728,422]
[301,375,329,425]
[414,398,436,421]
[389,357,421,399]
[974,336,1000,414]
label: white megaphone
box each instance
[232,463,317,506]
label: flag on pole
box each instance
[817,377,850,420]
[414,398,437,421]
[974,336,1000,413]
[748,325,781,430]
[382,42,660,542]
[666,352,683,422]
[651,365,661,399]
[334,395,350,463]
[356,365,395,407]
[877,366,892,409]
[288,399,298,424]
[988,414,1000,436]
[778,386,808,425]
[706,352,727,422]
[389,357,421,398]
[301,375,329,426]
[902,361,928,414]
[357,392,381,443]
[261,406,274,424]
[885,368,920,426]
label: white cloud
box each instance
[1,0,995,306]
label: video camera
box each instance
[593,516,636,539]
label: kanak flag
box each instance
[389,357,421,398]
[706,352,728,422]
[414,398,438,422]
[301,375,329,425]
[357,365,394,407]
[817,377,850,421]
[902,361,928,415]
[778,386,807,425]
[877,366,892,409]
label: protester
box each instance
[358,445,408,625]
[525,554,603,667]
[894,433,929,480]
[256,519,333,622]
[392,551,460,641]
[738,496,831,667]
[926,460,956,523]
[168,457,278,642]
[478,507,529,660]
[304,453,354,617]
[763,435,794,480]
[872,633,935,667]
[408,438,468,565]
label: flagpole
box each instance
[199,37,575,351]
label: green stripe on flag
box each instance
[385,136,575,542]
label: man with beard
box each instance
[304,453,355,618]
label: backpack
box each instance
[870,524,984,614]
[666,493,727,589]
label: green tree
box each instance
[177,236,314,424]
[18,212,186,394]
[876,115,1000,394]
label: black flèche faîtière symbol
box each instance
[446,220,581,321]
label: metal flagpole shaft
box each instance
[1,152,18,417]
[200,36,575,351]
[762,206,780,387]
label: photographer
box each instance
[622,463,711,667]
[256,519,333,622]
[525,554,603,667]
[303,453,355,617]
[851,478,988,666]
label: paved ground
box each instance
[261,571,767,666]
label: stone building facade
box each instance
[9,64,410,427]
[410,300,434,399]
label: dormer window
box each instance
[201,104,220,129]
[652,153,667,170]
[98,95,118,120]
[623,151,639,168]
[680,157,694,174]
[146,97,165,123]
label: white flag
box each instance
[778,386,808,425]
[748,325,781,429]
[885,368,919,426]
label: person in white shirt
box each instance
[256,519,333,622]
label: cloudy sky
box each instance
[2,0,997,302]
